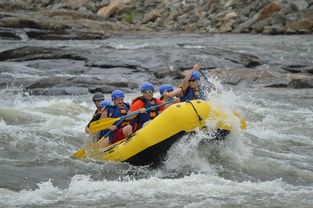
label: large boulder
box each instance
[97,0,129,17]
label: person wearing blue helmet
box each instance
[141,82,155,92]
[99,99,111,108]
[159,84,174,97]
[128,82,166,131]
[178,63,207,101]
[98,90,133,148]
[159,84,181,104]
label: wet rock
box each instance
[25,76,72,89]
[0,46,86,62]
[206,67,286,87]
[200,48,262,68]
[265,83,288,88]
[0,62,46,88]
[88,86,117,94]
[0,31,21,40]
[287,74,313,88]
[282,65,313,74]
[25,30,109,40]
[28,87,89,96]
[0,33,312,95]
[153,66,181,79]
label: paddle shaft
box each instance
[73,100,175,158]
[121,99,174,120]
[198,68,211,85]
[101,117,125,138]
[113,99,174,131]
[89,99,174,133]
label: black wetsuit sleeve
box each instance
[87,113,101,127]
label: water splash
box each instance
[1,173,312,208]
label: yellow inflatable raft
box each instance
[72,100,246,165]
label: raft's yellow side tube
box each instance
[74,100,247,165]
[95,100,244,163]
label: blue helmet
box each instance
[99,100,111,108]
[159,84,174,95]
[111,90,125,101]
[93,92,104,101]
[141,82,154,92]
[190,71,200,81]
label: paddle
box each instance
[89,99,174,133]
[199,68,223,94]
[72,135,106,158]
[199,68,247,130]
[72,99,175,159]
[72,117,132,159]
[198,68,212,84]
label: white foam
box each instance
[1,174,312,207]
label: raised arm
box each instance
[182,63,201,92]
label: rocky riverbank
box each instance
[0,1,312,95]
[0,0,313,41]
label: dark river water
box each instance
[0,34,313,208]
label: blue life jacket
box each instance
[135,97,160,130]
[107,103,131,126]
[97,103,131,141]
[108,103,130,141]
[179,85,206,101]
[179,86,198,101]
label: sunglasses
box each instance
[142,90,154,94]
[94,99,104,102]
[189,79,197,82]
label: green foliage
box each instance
[122,10,138,24]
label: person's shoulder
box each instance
[131,96,144,104]
[124,102,131,109]
[130,99,144,110]
[132,99,144,105]
[155,98,163,104]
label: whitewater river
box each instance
[0,35,313,208]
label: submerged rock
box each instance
[287,74,313,88]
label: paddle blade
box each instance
[234,112,247,130]
[89,117,120,133]
[72,148,86,158]
[71,136,106,159]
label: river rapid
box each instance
[0,34,313,208]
